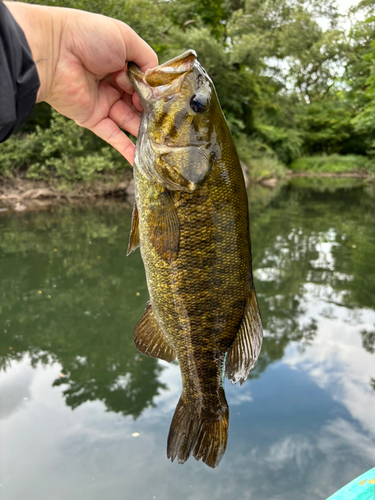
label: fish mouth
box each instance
[152,141,207,151]
[128,50,197,100]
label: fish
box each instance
[127,50,263,468]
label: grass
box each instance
[289,176,366,192]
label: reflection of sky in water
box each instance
[2,303,375,500]
[1,184,375,500]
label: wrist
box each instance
[4,2,63,103]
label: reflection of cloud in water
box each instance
[227,391,253,406]
[0,358,34,419]
[151,361,254,412]
[110,373,131,391]
[321,418,375,461]
[2,351,375,500]
[310,229,338,271]
[284,292,375,436]
[304,282,350,307]
[263,435,315,471]
[254,267,281,282]
[150,361,181,415]
[258,418,375,472]
[233,418,375,500]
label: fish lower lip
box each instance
[153,142,205,148]
[128,62,142,75]
[128,62,147,87]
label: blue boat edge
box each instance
[326,467,375,499]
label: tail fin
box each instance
[167,394,229,468]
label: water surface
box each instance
[1,180,375,499]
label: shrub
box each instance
[234,135,287,180]
[0,110,131,183]
[290,154,375,174]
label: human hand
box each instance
[5,2,158,165]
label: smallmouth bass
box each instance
[127,50,263,468]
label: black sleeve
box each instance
[0,0,40,142]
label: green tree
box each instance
[346,1,375,154]
[2,0,375,182]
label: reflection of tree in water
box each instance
[51,352,166,419]
[0,204,166,418]
[360,327,375,392]
[249,180,375,379]
[1,329,166,419]
[1,181,375,409]
[360,327,375,354]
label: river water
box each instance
[1,179,374,500]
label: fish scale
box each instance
[127,50,263,468]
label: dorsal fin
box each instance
[225,289,263,385]
[133,302,176,362]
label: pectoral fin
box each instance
[148,190,179,262]
[225,289,263,385]
[134,302,176,362]
[127,203,140,256]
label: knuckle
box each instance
[107,127,122,143]
[120,108,138,127]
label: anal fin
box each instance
[127,203,140,256]
[225,289,263,385]
[133,302,176,362]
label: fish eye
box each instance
[189,93,208,113]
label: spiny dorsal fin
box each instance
[225,289,263,386]
[133,302,176,362]
[126,203,140,256]
[148,190,179,262]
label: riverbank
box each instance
[1,150,375,211]
[1,169,374,211]
[0,172,134,209]
[256,154,375,187]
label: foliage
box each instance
[2,0,375,182]
[350,15,375,153]
[234,135,287,180]
[0,111,130,183]
[297,98,365,156]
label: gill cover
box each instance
[128,50,218,193]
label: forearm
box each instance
[4,1,62,102]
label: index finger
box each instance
[113,19,158,72]
[89,118,136,165]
